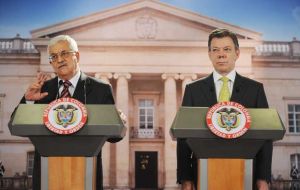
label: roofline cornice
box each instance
[31,38,260,48]
[31,0,261,40]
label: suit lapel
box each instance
[35,77,59,104]
[72,72,91,103]
[45,77,59,103]
[230,73,247,102]
[202,73,218,105]
[48,77,59,101]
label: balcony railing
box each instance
[270,179,300,190]
[255,39,300,57]
[129,127,163,139]
[255,42,290,56]
[0,176,32,190]
[0,34,38,54]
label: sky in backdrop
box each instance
[0,0,300,41]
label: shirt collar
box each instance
[58,69,81,87]
[213,69,236,83]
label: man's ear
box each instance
[208,51,213,61]
[235,49,240,59]
[75,51,80,62]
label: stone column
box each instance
[94,72,113,187]
[179,73,197,97]
[161,73,179,189]
[114,72,131,188]
[95,72,113,84]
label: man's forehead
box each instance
[211,37,235,47]
[49,40,70,53]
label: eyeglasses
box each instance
[49,51,76,62]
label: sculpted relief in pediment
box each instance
[135,15,157,39]
[69,10,209,41]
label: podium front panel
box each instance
[171,107,285,141]
[9,104,126,156]
[187,138,264,159]
[10,104,125,137]
[171,107,285,159]
[31,136,107,157]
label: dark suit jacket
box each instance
[19,72,119,190]
[177,73,273,189]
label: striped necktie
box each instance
[60,80,72,98]
[218,76,230,102]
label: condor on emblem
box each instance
[43,98,87,135]
[206,102,251,139]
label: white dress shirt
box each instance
[213,70,236,101]
[58,70,81,97]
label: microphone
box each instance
[84,80,87,104]
[83,78,91,104]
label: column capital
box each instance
[161,73,179,80]
[113,73,131,80]
[95,72,113,79]
[179,73,197,80]
[46,72,56,79]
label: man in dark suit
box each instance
[21,35,121,190]
[177,29,272,190]
[0,161,5,187]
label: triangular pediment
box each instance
[31,0,261,41]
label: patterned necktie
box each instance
[218,76,230,102]
[60,80,72,98]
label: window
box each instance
[288,104,300,133]
[139,99,154,129]
[291,154,300,169]
[132,92,160,139]
[27,152,34,176]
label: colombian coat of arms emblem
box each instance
[43,98,87,135]
[206,102,251,139]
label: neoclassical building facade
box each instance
[0,0,300,189]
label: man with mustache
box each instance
[21,35,121,190]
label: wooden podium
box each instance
[170,107,285,190]
[9,104,126,190]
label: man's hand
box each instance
[24,73,50,101]
[257,180,269,190]
[182,180,194,190]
